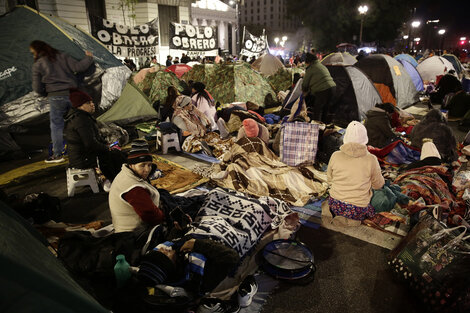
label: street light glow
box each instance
[274,37,279,44]
[229,0,235,5]
[403,35,409,39]
[438,29,446,35]
[460,37,467,41]
[282,36,287,41]
[414,37,421,42]
[411,21,421,28]
[358,5,368,15]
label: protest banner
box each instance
[170,22,218,57]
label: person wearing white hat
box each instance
[404,139,442,171]
[326,121,385,222]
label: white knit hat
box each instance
[420,141,441,160]
[343,121,368,145]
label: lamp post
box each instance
[274,37,279,47]
[409,20,420,53]
[438,29,445,54]
[358,5,368,45]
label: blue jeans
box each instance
[49,95,71,156]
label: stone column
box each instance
[218,21,225,50]
[231,22,236,55]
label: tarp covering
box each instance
[134,70,185,105]
[0,202,108,313]
[251,53,285,76]
[97,82,158,124]
[416,56,455,82]
[356,54,418,108]
[0,6,122,107]
[165,64,192,78]
[267,68,292,94]
[394,54,418,67]
[321,52,357,66]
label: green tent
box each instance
[0,201,107,313]
[0,6,122,107]
[182,63,275,107]
[134,70,185,105]
[267,68,292,94]
[97,82,158,124]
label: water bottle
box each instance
[114,254,131,288]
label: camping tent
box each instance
[397,60,424,92]
[165,64,192,78]
[327,65,383,126]
[267,68,292,93]
[134,70,185,105]
[355,54,419,108]
[416,56,455,82]
[183,63,276,106]
[97,83,158,124]
[394,54,418,67]
[322,52,357,66]
[0,201,108,313]
[442,54,464,78]
[251,53,285,76]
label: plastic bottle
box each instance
[114,254,131,288]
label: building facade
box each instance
[191,0,238,55]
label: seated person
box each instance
[431,70,463,104]
[327,121,385,221]
[109,140,164,233]
[172,95,211,137]
[447,90,470,118]
[404,139,442,171]
[160,86,179,122]
[236,118,269,145]
[64,89,126,183]
[191,82,218,131]
[410,109,457,162]
[364,102,400,148]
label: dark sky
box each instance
[415,0,470,35]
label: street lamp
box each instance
[409,20,421,52]
[274,37,279,46]
[282,36,287,42]
[438,29,446,54]
[358,5,368,45]
[403,35,409,39]
[438,29,446,35]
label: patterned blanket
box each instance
[368,140,420,165]
[212,137,328,206]
[186,188,291,257]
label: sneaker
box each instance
[102,179,112,193]
[197,299,240,313]
[238,275,258,308]
[45,155,65,163]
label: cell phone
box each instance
[170,207,190,228]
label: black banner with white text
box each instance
[169,22,218,57]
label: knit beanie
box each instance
[69,88,92,108]
[343,121,368,145]
[420,139,441,160]
[138,250,177,286]
[193,82,206,93]
[175,95,192,108]
[127,139,153,164]
[243,118,259,137]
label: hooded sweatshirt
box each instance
[327,142,385,207]
[364,107,396,148]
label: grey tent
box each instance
[0,201,108,313]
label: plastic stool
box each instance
[162,132,181,154]
[66,168,99,197]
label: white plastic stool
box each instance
[66,168,100,197]
[162,132,181,154]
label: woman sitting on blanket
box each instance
[192,82,218,131]
[327,121,385,222]
[109,140,165,233]
[172,95,211,137]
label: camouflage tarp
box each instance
[182,63,275,107]
[134,70,185,105]
[267,68,292,94]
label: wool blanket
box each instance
[186,188,292,257]
[368,140,421,165]
[182,132,234,159]
[212,137,328,206]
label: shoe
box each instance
[238,275,258,308]
[103,179,111,193]
[45,155,65,163]
[197,299,240,313]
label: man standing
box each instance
[64,89,126,189]
[302,53,336,123]
[165,55,173,66]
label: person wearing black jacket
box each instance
[64,89,125,181]
[364,103,400,148]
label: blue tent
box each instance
[398,59,424,92]
[442,54,464,77]
[394,54,418,68]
